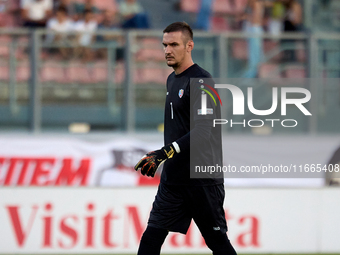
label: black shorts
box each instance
[148,183,228,235]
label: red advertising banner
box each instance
[0,188,340,253]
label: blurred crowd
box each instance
[236,0,303,35]
[0,0,150,60]
[2,0,150,29]
[0,0,304,62]
[237,0,303,77]
[0,0,303,32]
[193,0,303,33]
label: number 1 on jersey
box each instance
[170,102,173,119]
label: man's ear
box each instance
[186,40,194,52]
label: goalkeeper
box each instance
[135,22,237,255]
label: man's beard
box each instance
[167,62,179,68]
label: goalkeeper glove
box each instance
[134,142,179,177]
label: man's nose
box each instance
[164,46,171,54]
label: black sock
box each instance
[137,226,169,255]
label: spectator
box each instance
[98,10,120,30]
[281,0,303,61]
[119,0,150,29]
[97,10,123,60]
[0,0,9,27]
[72,0,100,23]
[73,0,100,16]
[242,0,265,78]
[21,0,53,28]
[73,9,97,61]
[7,0,22,27]
[268,0,285,36]
[54,0,76,17]
[194,0,214,31]
[46,7,73,58]
[282,0,302,32]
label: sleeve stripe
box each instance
[172,142,181,154]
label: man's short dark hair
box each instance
[57,7,67,15]
[163,22,193,42]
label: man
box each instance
[72,9,97,61]
[21,0,53,28]
[46,7,73,58]
[134,22,237,255]
[241,0,264,78]
[119,0,149,29]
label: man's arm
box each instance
[135,77,217,177]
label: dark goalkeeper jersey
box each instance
[161,64,224,186]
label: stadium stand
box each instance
[258,63,280,79]
[16,61,30,82]
[0,35,11,57]
[181,0,247,14]
[135,38,164,62]
[0,65,9,81]
[180,0,200,13]
[41,61,67,83]
[232,39,248,60]
[66,61,92,84]
[212,0,234,14]
[0,0,339,133]
[91,0,117,12]
[210,16,230,31]
[284,64,306,78]
[92,60,108,83]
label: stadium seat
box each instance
[136,38,164,62]
[180,0,200,13]
[181,0,246,14]
[15,36,29,60]
[150,68,165,84]
[65,62,92,84]
[92,61,107,83]
[8,0,20,9]
[232,39,248,59]
[258,63,281,78]
[93,0,117,11]
[92,61,125,85]
[133,68,141,84]
[235,0,248,12]
[0,66,9,81]
[114,64,125,84]
[135,65,165,85]
[135,48,164,62]
[263,40,283,62]
[7,0,21,27]
[0,35,11,57]
[0,13,15,27]
[41,61,66,83]
[296,44,307,62]
[16,64,30,82]
[284,65,306,78]
[296,49,307,62]
[210,16,230,31]
[163,67,173,78]
[212,0,233,14]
